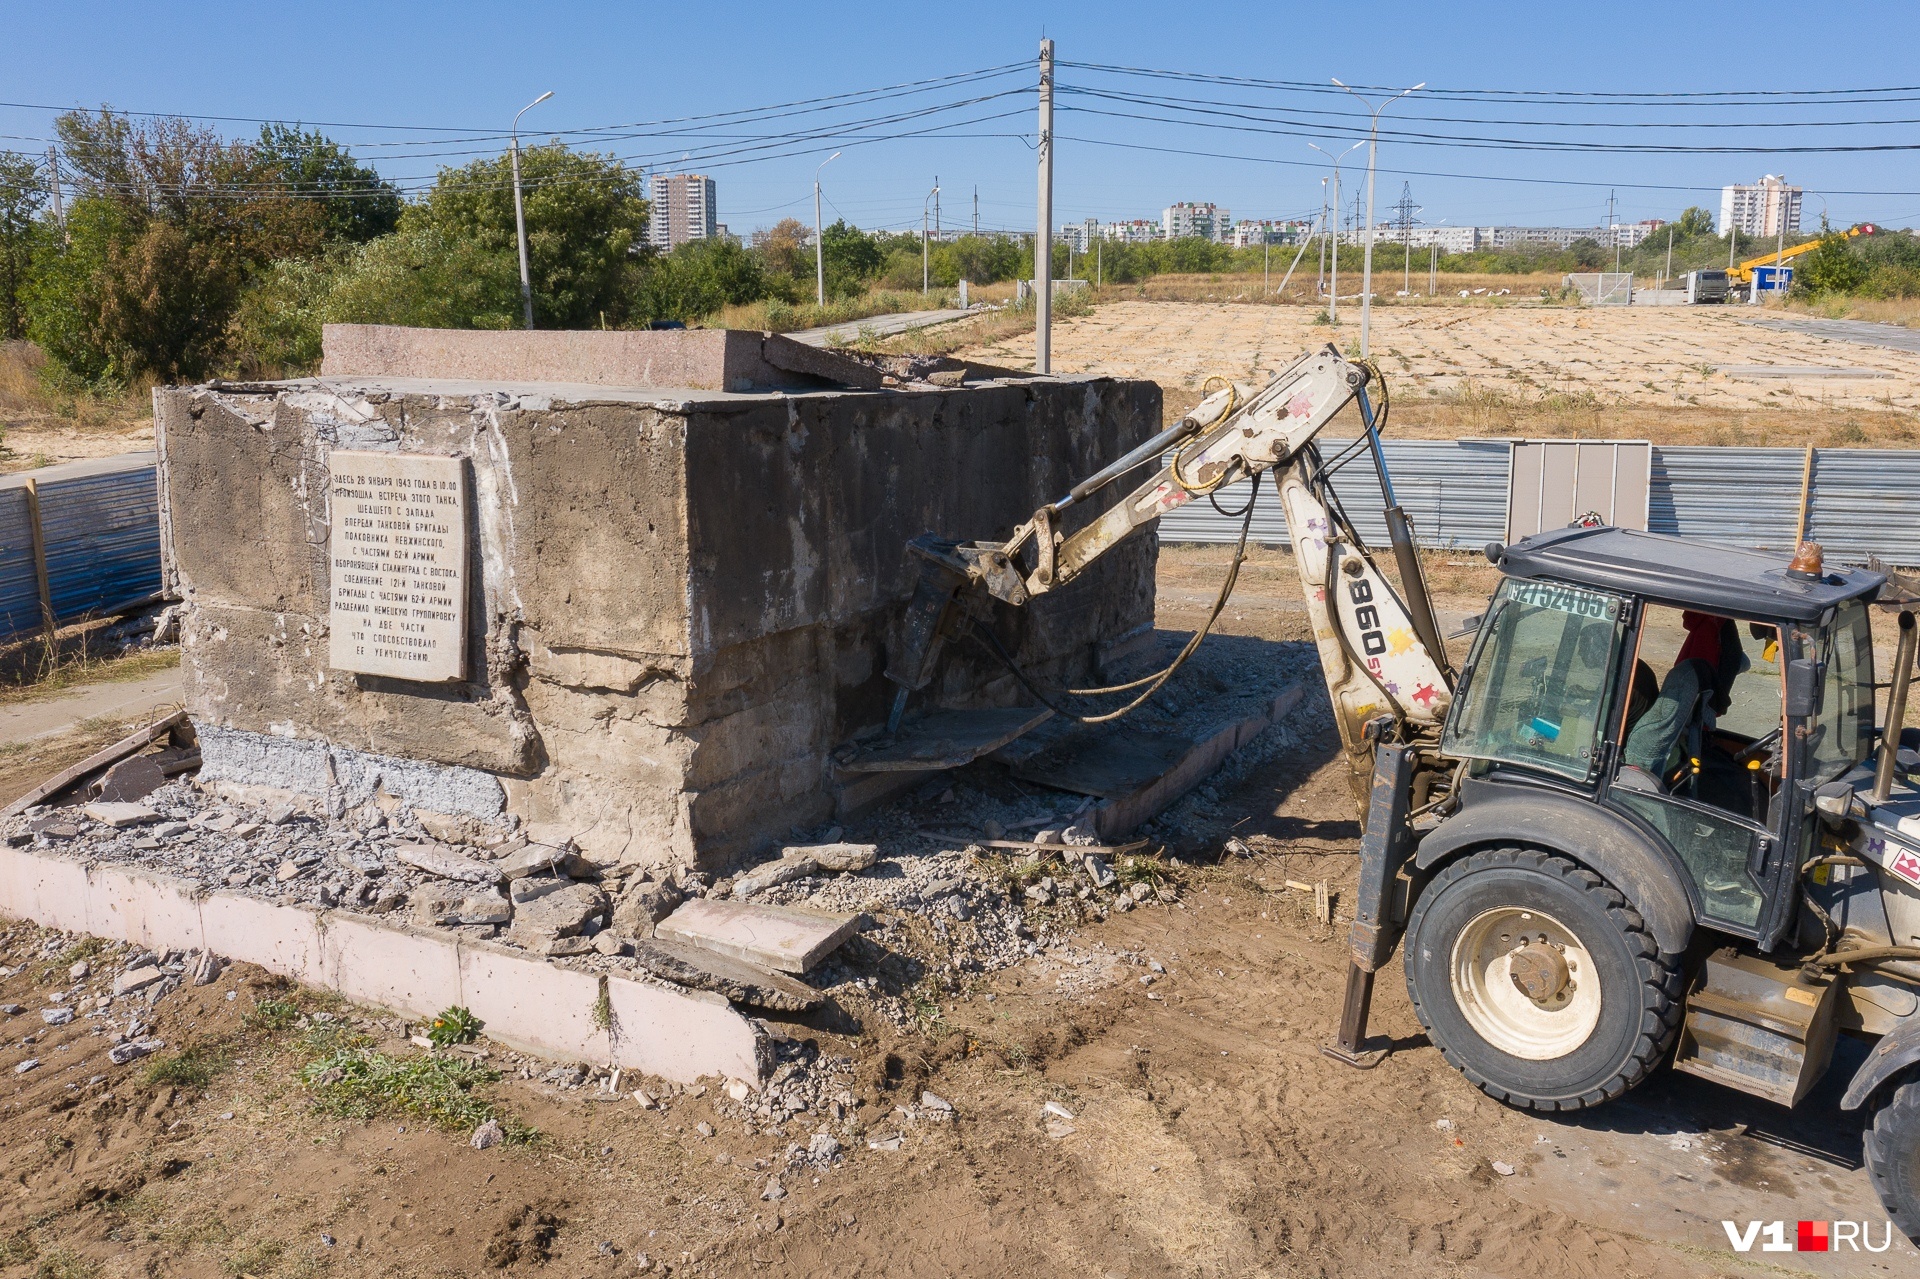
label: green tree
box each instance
[253,123,401,245]
[27,108,330,382]
[818,220,884,297]
[1796,225,1869,295]
[225,219,521,376]
[637,237,771,321]
[414,144,647,328]
[1675,206,1716,238]
[0,151,48,340]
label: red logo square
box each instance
[1797,1220,1828,1252]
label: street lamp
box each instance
[923,182,941,295]
[813,151,840,307]
[510,90,554,330]
[1332,78,1423,358]
[1308,140,1363,323]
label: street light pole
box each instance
[1035,38,1055,374]
[813,151,840,307]
[1333,78,1422,358]
[923,182,940,295]
[510,90,554,331]
[1309,141,1363,324]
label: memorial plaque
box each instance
[327,450,468,681]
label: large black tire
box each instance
[1404,847,1685,1111]
[1864,1073,1920,1244]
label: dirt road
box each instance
[0,551,1910,1277]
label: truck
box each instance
[880,346,1920,1238]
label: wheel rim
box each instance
[1449,905,1603,1060]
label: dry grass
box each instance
[1786,295,1920,329]
[0,615,178,702]
[0,342,154,473]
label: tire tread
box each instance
[1404,846,1684,1113]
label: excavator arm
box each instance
[883,345,1455,792]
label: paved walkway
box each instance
[0,667,183,744]
[1743,313,1920,355]
[788,308,975,347]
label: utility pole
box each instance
[45,146,66,244]
[1772,184,1785,303]
[922,182,939,295]
[1429,239,1437,296]
[510,90,554,330]
[1097,234,1103,287]
[1390,182,1417,297]
[1035,38,1055,375]
[813,151,840,308]
[1334,78,1423,358]
[1310,142,1362,322]
[934,175,940,242]
[1608,190,1619,272]
[973,186,978,238]
[1263,226,1270,297]
[1662,222,1674,293]
[1318,178,1329,303]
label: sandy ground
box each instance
[0,550,1911,1278]
[952,300,1920,444]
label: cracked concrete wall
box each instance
[156,372,1159,871]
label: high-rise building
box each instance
[1162,202,1229,242]
[1719,176,1802,239]
[1101,220,1159,243]
[1058,218,1100,252]
[649,174,717,249]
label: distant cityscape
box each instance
[651,171,1811,255]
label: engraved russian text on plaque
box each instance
[326,450,467,681]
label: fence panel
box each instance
[0,453,161,644]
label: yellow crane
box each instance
[1730,221,1876,285]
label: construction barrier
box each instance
[1158,440,1920,566]
[0,453,162,645]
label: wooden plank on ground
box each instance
[2,709,187,817]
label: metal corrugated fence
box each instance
[1159,440,1920,567]
[0,453,161,643]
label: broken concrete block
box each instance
[94,756,168,804]
[394,843,498,885]
[508,875,573,906]
[1083,855,1117,889]
[628,939,823,1011]
[415,811,479,845]
[610,879,684,940]
[113,965,164,996]
[497,842,594,882]
[784,842,878,873]
[412,883,512,928]
[82,802,161,829]
[506,882,608,948]
[655,898,861,975]
[732,857,817,899]
[108,1039,164,1066]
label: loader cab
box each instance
[1440,526,1882,949]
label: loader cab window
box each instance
[1442,579,1626,783]
[1606,605,1784,933]
[1804,600,1874,785]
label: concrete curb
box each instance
[0,845,767,1084]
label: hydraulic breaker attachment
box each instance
[1324,738,1418,1068]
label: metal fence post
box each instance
[22,478,54,648]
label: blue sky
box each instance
[8,1,1920,237]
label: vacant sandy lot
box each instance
[954,300,1920,445]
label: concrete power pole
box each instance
[45,147,66,243]
[1035,38,1055,375]
[1334,78,1422,359]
